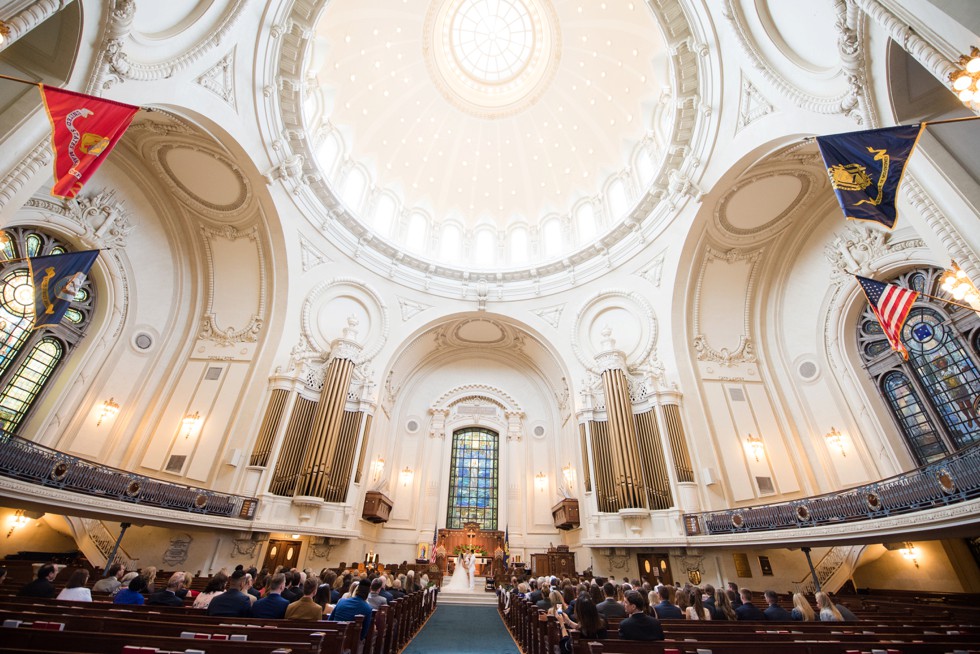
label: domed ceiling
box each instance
[302,0,682,271]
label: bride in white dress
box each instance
[444,552,473,592]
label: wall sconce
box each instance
[825,426,846,457]
[900,541,919,568]
[949,46,980,107]
[0,230,9,248]
[6,509,38,538]
[561,463,576,488]
[399,466,414,487]
[96,397,120,427]
[745,433,764,462]
[370,457,385,482]
[534,471,548,492]
[181,412,202,439]
[941,262,980,310]
[0,21,10,45]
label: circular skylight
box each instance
[450,0,534,85]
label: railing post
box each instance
[103,522,131,576]
[802,546,821,593]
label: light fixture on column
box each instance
[181,412,202,439]
[561,463,576,488]
[940,262,980,310]
[534,471,547,492]
[399,466,414,486]
[96,397,120,427]
[0,21,10,45]
[900,541,919,568]
[745,433,764,462]
[825,426,846,457]
[370,456,385,482]
[949,46,980,107]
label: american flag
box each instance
[856,275,919,359]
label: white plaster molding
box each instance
[91,0,249,91]
[147,142,252,219]
[714,169,816,241]
[299,236,331,271]
[0,140,51,215]
[691,245,763,366]
[532,303,565,329]
[636,249,667,287]
[735,75,774,132]
[0,0,75,54]
[721,0,858,121]
[823,223,924,283]
[198,224,267,346]
[196,48,237,107]
[300,278,390,365]
[903,175,980,284]
[397,297,432,322]
[25,188,134,250]
[571,290,658,373]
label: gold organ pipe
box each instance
[589,420,616,512]
[296,357,356,498]
[269,397,317,496]
[578,422,592,493]
[325,410,362,502]
[249,389,288,467]
[354,413,374,485]
[601,368,646,509]
[635,410,673,509]
[663,404,695,482]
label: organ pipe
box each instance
[295,354,356,498]
[601,366,646,509]
[269,397,317,496]
[662,404,695,482]
[249,389,288,467]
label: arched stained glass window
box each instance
[858,267,980,465]
[0,227,94,434]
[446,427,498,530]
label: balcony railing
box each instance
[684,443,980,536]
[0,432,258,520]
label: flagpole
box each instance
[917,291,979,313]
[921,115,980,128]
[0,73,40,88]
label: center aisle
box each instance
[402,604,519,654]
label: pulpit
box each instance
[531,546,576,577]
[552,498,580,530]
[362,491,393,523]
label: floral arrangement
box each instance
[452,545,487,557]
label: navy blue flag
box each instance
[28,250,99,329]
[816,124,924,229]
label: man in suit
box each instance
[252,573,290,619]
[329,579,373,639]
[702,584,720,620]
[17,564,57,598]
[728,582,743,608]
[281,570,304,603]
[207,571,252,617]
[147,575,184,606]
[618,590,665,641]
[596,582,626,619]
[735,588,766,620]
[763,590,793,620]
[285,578,323,621]
[527,579,542,605]
[651,585,683,619]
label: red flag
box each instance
[40,85,139,199]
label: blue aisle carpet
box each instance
[403,604,519,654]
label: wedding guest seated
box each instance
[56,569,92,602]
[207,571,252,617]
[367,577,388,609]
[618,591,665,641]
[17,563,57,598]
[285,578,323,621]
[314,582,336,618]
[147,573,185,606]
[815,591,845,622]
[734,588,766,620]
[791,592,815,621]
[557,596,607,639]
[597,582,625,619]
[651,585,683,619]
[329,581,373,640]
[252,573,290,619]
[764,590,792,620]
[727,582,742,607]
[827,592,858,621]
[92,564,126,595]
[536,583,552,611]
[140,566,157,593]
[714,587,737,620]
[193,573,228,609]
[114,576,147,605]
[389,578,405,600]
[282,570,304,603]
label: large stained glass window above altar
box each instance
[447,427,498,529]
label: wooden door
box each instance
[531,553,550,577]
[262,539,302,572]
[636,552,673,587]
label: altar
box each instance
[437,522,505,579]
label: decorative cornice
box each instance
[691,245,763,366]
[198,224,267,347]
[300,278,389,365]
[0,140,51,215]
[572,290,658,373]
[714,170,816,240]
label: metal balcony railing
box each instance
[683,443,980,536]
[0,431,258,520]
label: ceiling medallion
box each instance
[424,0,560,118]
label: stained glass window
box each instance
[0,228,94,433]
[446,427,498,530]
[858,267,980,465]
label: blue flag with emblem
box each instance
[816,124,924,229]
[503,525,509,567]
[28,250,99,329]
